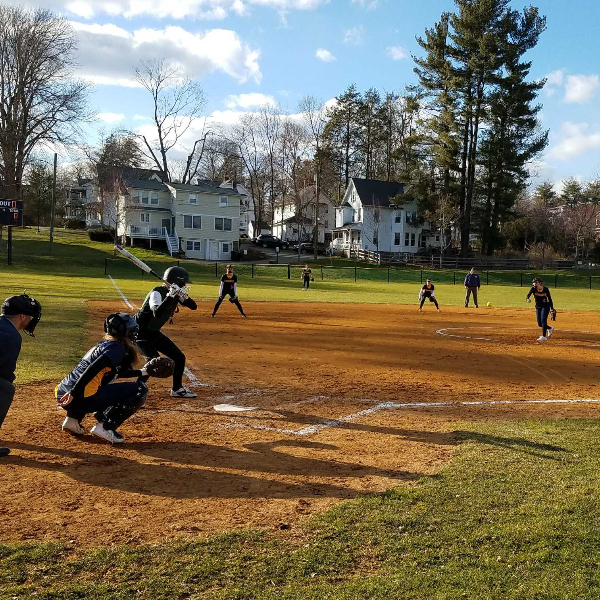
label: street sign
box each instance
[0,199,23,227]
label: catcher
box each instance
[135,266,198,399]
[212,264,246,318]
[418,279,441,312]
[55,313,174,444]
[301,265,313,290]
[526,277,555,341]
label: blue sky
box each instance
[29,0,600,187]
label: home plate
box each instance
[213,404,259,412]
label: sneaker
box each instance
[0,447,10,457]
[475,305,478,308]
[547,326,554,338]
[211,314,215,318]
[241,314,247,319]
[437,309,441,312]
[171,387,197,398]
[62,416,84,435]
[91,423,124,444]
[418,308,422,312]
[537,336,547,342]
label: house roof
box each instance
[168,182,241,196]
[124,178,168,191]
[332,222,362,231]
[351,178,405,207]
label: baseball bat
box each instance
[114,244,168,284]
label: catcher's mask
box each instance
[104,312,139,340]
[1,294,42,337]
[164,266,192,287]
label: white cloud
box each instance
[40,0,327,20]
[133,114,151,121]
[316,48,336,62]
[343,25,364,46]
[543,69,564,97]
[225,93,276,108]
[70,22,261,86]
[547,121,600,160]
[96,112,125,123]
[387,45,408,61]
[564,74,599,104]
[351,0,378,9]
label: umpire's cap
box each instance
[2,294,42,337]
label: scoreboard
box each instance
[0,199,23,226]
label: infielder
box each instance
[418,279,441,312]
[212,264,246,318]
[0,294,42,457]
[135,266,198,398]
[56,313,173,444]
[526,277,555,341]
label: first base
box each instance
[213,404,259,412]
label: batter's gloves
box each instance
[143,357,175,378]
[550,308,557,321]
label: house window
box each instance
[140,213,150,223]
[140,191,149,205]
[411,233,416,246]
[373,232,379,246]
[150,193,159,205]
[183,215,201,229]
[394,232,401,246]
[186,240,201,251]
[189,195,197,205]
[219,196,228,207]
[435,235,440,242]
[406,211,413,223]
[215,217,232,231]
[421,235,427,248]
[395,211,401,223]
[405,232,409,246]
[222,242,230,254]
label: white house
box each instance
[331,178,441,256]
[272,186,336,244]
[116,178,242,261]
[199,179,255,237]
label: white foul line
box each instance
[227,397,600,437]
[107,274,200,386]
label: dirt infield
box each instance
[2,301,600,548]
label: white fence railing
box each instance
[166,228,180,256]
[126,225,167,239]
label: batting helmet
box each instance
[2,294,42,337]
[164,266,192,286]
[104,312,139,340]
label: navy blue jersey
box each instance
[421,283,435,296]
[527,286,553,308]
[220,273,237,295]
[0,316,22,383]
[57,340,130,399]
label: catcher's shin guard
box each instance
[101,382,147,430]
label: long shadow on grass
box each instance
[6,440,421,499]
[455,430,568,460]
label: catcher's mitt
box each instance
[144,357,175,378]
[229,296,237,303]
[311,277,315,282]
[550,308,557,321]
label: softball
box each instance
[486,302,492,307]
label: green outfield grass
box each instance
[1,227,600,384]
[3,419,600,599]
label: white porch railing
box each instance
[166,228,180,256]
[126,225,168,239]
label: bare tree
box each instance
[0,6,91,198]
[256,104,282,228]
[133,59,206,183]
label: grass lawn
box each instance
[2,227,600,383]
[2,418,600,598]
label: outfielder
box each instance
[301,265,313,290]
[212,264,246,318]
[0,294,42,457]
[135,266,198,398]
[418,279,441,312]
[526,277,555,341]
[56,313,173,444]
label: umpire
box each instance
[464,267,481,308]
[0,294,42,456]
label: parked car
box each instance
[292,242,325,255]
[254,234,289,249]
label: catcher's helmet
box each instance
[2,294,42,337]
[164,266,192,286]
[104,312,139,340]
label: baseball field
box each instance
[3,229,600,598]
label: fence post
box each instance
[354,266,357,282]
[215,262,218,277]
[591,276,593,290]
[252,263,254,278]
[520,272,523,287]
[104,257,107,275]
[486,271,489,285]
[287,264,290,279]
[420,269,423,284]
[321,265,323,281]
[555,273,558,288]
[388,265,390,283]
[453,272,456,285]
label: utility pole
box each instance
[49,153,57,255]
[313,173,319,261]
